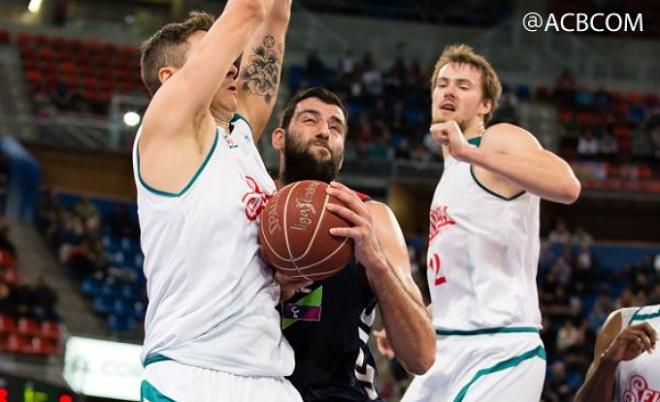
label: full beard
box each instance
[281,137,339,185]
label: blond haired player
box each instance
[575,304,659,402]
[379,44,581,402]
[133,2,300,401]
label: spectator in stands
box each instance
[549,220,572,244]
[542,361,573,402]
[32,275,59,321]
[337,48,356,77]
[361,52,384,98]
[572,227,594,247]
[73,196,100,224]
[599,132,618,156]
[557,319,582,352]
[588,293,613,331]
[577,130,599,157]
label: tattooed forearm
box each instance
[240,35,282,104]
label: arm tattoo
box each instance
[240,35,281,104]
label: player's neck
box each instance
[210,107,232,131]
[463,121,486,140]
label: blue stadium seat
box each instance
[107,314,136,332]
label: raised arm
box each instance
[236,0,292,141]
[326,182,436,375]
[142,0,270,140]
[432,121,581,204]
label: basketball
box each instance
[259,180,354,281]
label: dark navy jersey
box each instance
[281,193,383,402]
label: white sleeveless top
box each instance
[615,305,660,402]
[427,137,542,333]
[132,114,294,376]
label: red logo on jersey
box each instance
[429,206,455,242]
[428,252,447,286]
[242,176,272,221]
[623,375,660,402]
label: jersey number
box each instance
[428,253,446,286]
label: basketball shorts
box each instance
[401,329,546,402]
[141,359,303,402]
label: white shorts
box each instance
[141,360,302,402]
[401,330,546,402]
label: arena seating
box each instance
[0,231,62,356]
[17,33,143,115]
[36,192,145,336]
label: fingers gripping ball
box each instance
[259,180,354,281]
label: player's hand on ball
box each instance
[430,120,471,162]
[274,271,313,303]
[602,322,657,363]
[374,329,395,359]
[325,181,386,272]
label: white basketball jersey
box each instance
[132,114,294,376]
[615,305,660,402]
[427,137,542,332]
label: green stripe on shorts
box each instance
[141,380,176,402]
[436,326,539,336]
[453,345,546,402]
[143,354,171,367]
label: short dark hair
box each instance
[139,11,214,96]
[279,87,349,132]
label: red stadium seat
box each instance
[17,317,41,336]
[41,321,61,339]
[0,315,16,334]
[4,334,31,353]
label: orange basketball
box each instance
[259,180,354,281]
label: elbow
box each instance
[241,0,268,23]
[402,339,436,375]
[405,353,436,376]
[560,177,581,204]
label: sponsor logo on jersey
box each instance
[429,205,456,242]
[242,176,272,221]
[282,286,323,329]
[623,375,660,402]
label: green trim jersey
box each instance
[615,305,660,402]
[132,115,294,376]
[426,137,542,332]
